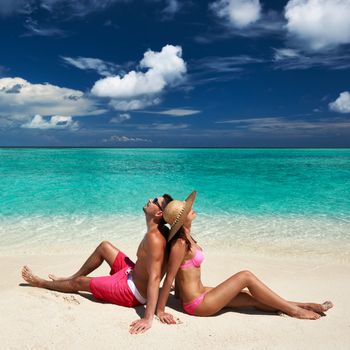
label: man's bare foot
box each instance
[22,266,44,287]
[48,274,74,281]
[291,306,321,320]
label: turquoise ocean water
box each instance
[0,148,349,259]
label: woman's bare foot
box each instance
[48,274,74,282]
[289,306,321,320]
[22,266,45,287]
[321,301,333,312]
[299,301,334,314]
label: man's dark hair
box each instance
[162,193,173,207]
[158,193,173,241]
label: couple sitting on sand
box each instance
[22,191,333,334]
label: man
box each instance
[21,194,173,334]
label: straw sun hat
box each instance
[163,191,197,242]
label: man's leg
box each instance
[49,241,119,281]
[23,266,91,293]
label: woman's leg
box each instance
[226,290,277,312]
[196,270,320,319]
[227,290,333,314]
[22,266,91,293]
[49,241,119,281]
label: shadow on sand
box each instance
[19,284,286,318]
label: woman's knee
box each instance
[237,270,255,282]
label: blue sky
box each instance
[0,0,350,147]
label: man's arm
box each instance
[156,239,186,324]
[129,233,164,334]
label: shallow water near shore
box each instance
[0,148,349,260]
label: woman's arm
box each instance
[156,239,186,324]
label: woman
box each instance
[156,191,333,323]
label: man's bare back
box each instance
[133,230,167,298]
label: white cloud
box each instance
[0,0,34,16]
[0,0,128,18]
[109,97,161,111]
[0,77,104,125]
[62,56,117,76]
[163,0,180,15]
[138,123,189,130]
[103,135,151,143]
[21,114,79,130]
[194,55,264,73]
[210,0,261,29]
[215,116,350,135]
[110,113,131,123]
[285,0,350,51]
[329,91,350,113]
[273,48,301,61]
[41,0,125,17]
[91,45,186,111]
[273,49,350,70]
[22,18,66,37]
[149,108,200,116]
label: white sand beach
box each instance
[1,244,350,350]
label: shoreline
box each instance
[1,238,350,264]
[1,213,349,262]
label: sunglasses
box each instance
[152,197,163,211]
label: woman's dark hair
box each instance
[167,226,197,254]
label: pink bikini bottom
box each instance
[182,291,209,315]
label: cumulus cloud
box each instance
[91,45,186,111]
[210,0,261,29]
[21,114,79,130]
[0,77,104,126]
[285,0,350,51]
[103,135,151,143]
[329,91,350,113]
[92,45,186,98]
[62,56,118,76]
[110,113,131,123]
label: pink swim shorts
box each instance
[90,251,144,308]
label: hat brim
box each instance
[167,191,197,242]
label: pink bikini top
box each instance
[179,247,204,270]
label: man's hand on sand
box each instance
[156,311,176,324]
[129,318,152,334]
